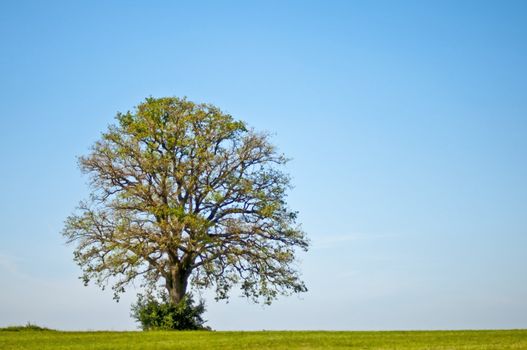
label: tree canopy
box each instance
[63,97,308,305]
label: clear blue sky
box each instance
[1,0,526,330]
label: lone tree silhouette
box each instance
[63,97,308,305]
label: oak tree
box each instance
[63,97,308,305]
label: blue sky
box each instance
[0,0,526,330]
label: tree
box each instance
[63,97,308,306]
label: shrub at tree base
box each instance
[131,293,209,331]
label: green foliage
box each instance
[0,322,54,332]
[131,292,209,331]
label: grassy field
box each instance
[1,329,527,350]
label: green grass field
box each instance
[1,329,526,350]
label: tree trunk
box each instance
[166,266,190,304]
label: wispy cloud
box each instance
[311,233,400,249]
[0,252,30,280]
